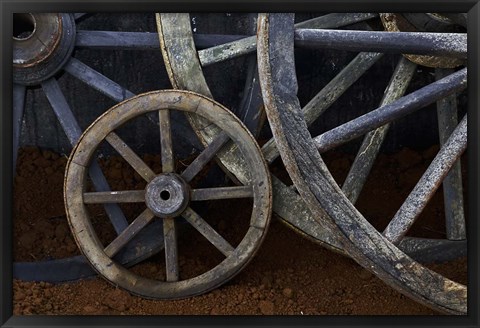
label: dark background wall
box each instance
[18,13,467,157]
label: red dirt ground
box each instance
[12,146,467,315]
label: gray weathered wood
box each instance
[313,68,467,153]
[83,190,145,203]
[13,84,26,169]
[104,208,155,257]
[383,116,467,244]
[42,78,129,234]
[163,218,179,282]
[257,13,466,315]
[262,51,384,164]
[181,131,230,182]
[182,207,234,256]
[76,30,248,50]
[159,109,175,173]
[198,13,379,66]
[64,57,135,103]
[342,57,417,203]
[294,29,467,59]
[64,90,272,299]
[435,68,466,241]
[105,132,156,182]
[191,186,253,201]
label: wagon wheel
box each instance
[157,12,383,254]
[156,12,466,262]
[13,13,172,282]
[257,13,466,314]
[64,90,271,298]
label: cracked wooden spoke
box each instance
[83,190,145,204]
[313,68,467,153]
[342,57,417,204]
[13,84,26,169]
[182,207,234,257]
[181,131,230,182]
[191,186,253,201]
[163,218,179,281]
[435,68,466,240]
[64,57,135,103]
[105,132,156,182]
[159,109,174,173]
[262,51,383,164]
[199,13,379,67]
[383,116,467,244]
[104,209,156,258]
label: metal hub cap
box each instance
[145,173,190,218]
[13,13,76,86]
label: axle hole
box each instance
[160,190,171,201]
[13,13,36,40]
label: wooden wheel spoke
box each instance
[382,116,467,244]
[199,13,378,67]
[105,132,156,182]
[181,131,230,182]
[342,57,417,203]
[163,218,179,281]
[313,67,467,153]
[42,78,129,234]
[64,57,135,103]
[83,190,145,204]
[41,78,83,145]
[158,109,174,173]
[76,30,247,50]
[435,68,466,240]
[13,84,26,168]
[294,29,466,58]
[104,209,155,258]
[182,207,234,257]
[262,51,384,164]
[191,186,253,201]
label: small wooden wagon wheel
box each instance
[64,90,272,299]
[257,13,466,314]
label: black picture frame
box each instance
[1,1,479,327]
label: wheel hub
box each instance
[13,13,76,86]
[145,173,190,218]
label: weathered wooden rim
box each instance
[256,13,466,315]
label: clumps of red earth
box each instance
[12,146,467,315]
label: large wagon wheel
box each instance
[13,13,168,282]
[157,12,383,254]
[156,12,466,262]
[64,90,272,299]
[257,13,467,314]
